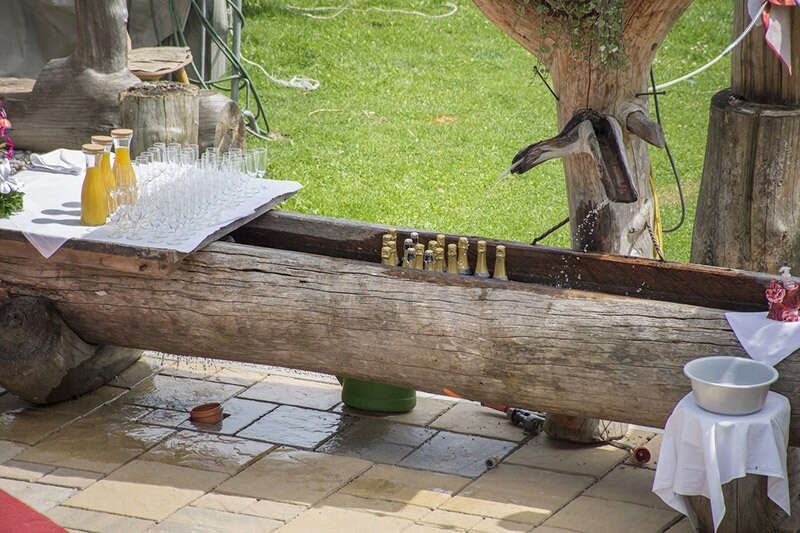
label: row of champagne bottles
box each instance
[80,130,136,226]
[380,229,507,280]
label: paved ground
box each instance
[0,354,691,532]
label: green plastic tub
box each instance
[339,377,416,413]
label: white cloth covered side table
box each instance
[653,391,790,532]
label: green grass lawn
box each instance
[242,0,731,262]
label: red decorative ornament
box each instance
[766,267,800,322]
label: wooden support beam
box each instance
[2,231,799,442]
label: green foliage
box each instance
[243,0,731,262]
[0,191,23,219]
[530,0,626,69]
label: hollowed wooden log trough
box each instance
[1,211,796,441]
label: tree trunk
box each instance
[5,0,140,152]
[119,82,200,158]
[692,2,800,272]
[0,297,141,404]
[471,0,693,442]
[7,237,800,443]
[198,89,246,154]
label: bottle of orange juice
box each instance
[91,135,115,213]
[111,128,137,206]
[80,144,109,226]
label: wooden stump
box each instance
[119,82,199,158]
[691,90,800,272]
[0,296,141,404]
[199,89,245,154]
[686,475,779,533]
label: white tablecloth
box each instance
[726,311,800,367]
[0,165,301,257]
[653,392,790,532]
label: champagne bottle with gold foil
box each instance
[434,247,445,272]
[423,249,434,271]
[447,244,458,274]
[388,240,398,266]
[427,240,438,253]
[80,144,109,226]
[91,135,116,213]
[381,246,392,266]
[457,237,470,275]
[403,244,416,268]
[413,243,425,269]
[475,240,489,278]
[493,245,508,280]
[436,234,446,250]
[410,231,420,246]
[403,238,414,265]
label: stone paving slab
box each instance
[64,460,229,521]
[140,430,274,474]
[0,459,55,482]
[45,506,155,533]
[317,417,436,464]
[151,506,283,532]
[399,431,517,478]
[276,505,415,533]
[38,467,104,489]
[543,496,679,532]
[216,448,372,505]
[441,464,594,526]
[123,375,243,411]
[505,433,628,479]
[236,405,343,448]
[179,397,277,435]
[584,464,670,510]
[15,419,172,474]
[340,464,471,508]
[240,375,342,410]
[0,477,77,513]
[430,402,526,442]
[334,396,456,427]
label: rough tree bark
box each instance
[471,0,694,442]
[5,0,140,151]
[119,82,200,158]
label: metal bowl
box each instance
[684,356,778,415]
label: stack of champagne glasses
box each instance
[106,143,268,246]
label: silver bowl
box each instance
[684,356,778,415]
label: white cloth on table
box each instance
[0,159,301,258]
[653,391,790,532]
[29,149,85,175]
[726,311,800,366]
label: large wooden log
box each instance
[5,0,140,151]
[0,297,141,404]
[4,235,800,443]
[120,82,200,158]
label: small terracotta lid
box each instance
[81,143,104,154]
[110,128,133,137]
[190,402,223,425]
[91,135,113,145]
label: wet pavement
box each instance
[0,353,690,532]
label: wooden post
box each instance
[5,0,140,151]
[471,0,694,443]
[690,2,799,530]
[119,82,200,158]
[692,2,800,272]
